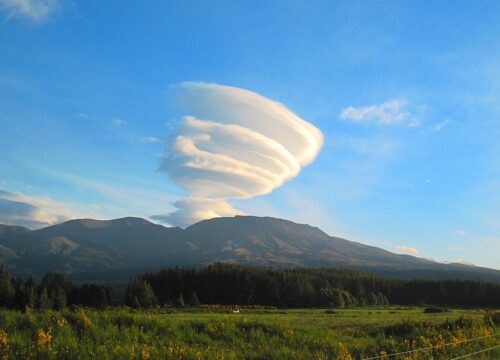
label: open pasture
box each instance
[0,307,499,359]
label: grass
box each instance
[0,306,499,359]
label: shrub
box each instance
[325,310,338,314]
[424,307,448,313]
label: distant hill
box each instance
[0,216,499,283]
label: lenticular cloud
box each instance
[158,82,323,227]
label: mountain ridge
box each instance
[0,215,498,283]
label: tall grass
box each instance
[0,307,498,359]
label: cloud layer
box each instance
[157,82,323,227]
[0,0,59,23]
[0,190,72,229]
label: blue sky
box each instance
[0,0,499,269]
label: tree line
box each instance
[127,263,500,308]
[0,265,113,310]
[2,263,500,310]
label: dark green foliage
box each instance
[0,265,113,310]
[70,284,113,308]
[175,293,185,308]
[485,311,500,326]
[40,272,71,310]
[320,287,344,307]
[38,287,52,310]
[188,291,200,306]
[383,319,418,337]
[11,277,36,310]
[493,312,500,326]
[21,277,36,309]
[0,265,14,307]
[139,263,500,308]
[41,272,71,293]
[132,296,140,308]
[319,288,357,307]
[324,309,338,314]
[340,289,357,307]
[125,278,156,308]
[1,262,500,309]
[52,286,67,310]
[366,292,389,306]
[424,307,449,313]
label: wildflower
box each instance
[337,343,353,360]
[79,312,92,327]
[141,345,151,359]
[36,328,52,350]
[0,330,9,351]
[24,306,33,319]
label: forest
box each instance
[129,263,500,308]
[0,265,113,310]
[2,263,498,310]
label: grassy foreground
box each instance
[0,307,499,359]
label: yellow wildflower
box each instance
[0,330,9,351]
[24,306,33,319]
[141,345,151,359]
[337,343,353,360]
[36,328,52,350]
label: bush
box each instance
[324,309,338,314]
[424,307,448,313]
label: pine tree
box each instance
[53,286,67,310]
[187,291,200,306]
[0,265,14,307]
[40,271,71,309]
[23,277,36,309]
[175,293,185,308]
[329,288,346,308]
[125,278,141,307]
[138,281,156,308]
[133,296,141,308]
[38,287,52,310]
[125,278,156,308]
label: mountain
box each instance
[0,216,499,283]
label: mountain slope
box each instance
[181,216,434,269]
[0,216,498,283]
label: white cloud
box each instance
[0,0,59,23]
[340,99,412,125]
[112,119,125,126]
[140,136,161,143]
[433,118,450,131]
[407,119,421,128]
[0,189,73,229]
[157,82,324,227]
[395,245,419,255]
[454,229,466,236]
[151,197,243,228]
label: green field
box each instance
[0,307,499,359]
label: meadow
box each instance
[0,306,499,359]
